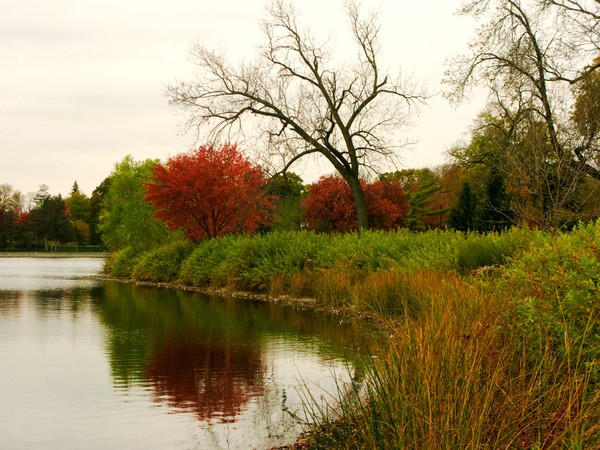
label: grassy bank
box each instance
[104,223,600,448]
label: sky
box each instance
[1,0,486,197]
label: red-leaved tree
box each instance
[302,176,408,232]
[143,144,275,241]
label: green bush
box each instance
[132,240,195,282]
[178,235,247,287]
[500,221,600,378]
[455,228,534,273]
[236,231,327,290]
[103,246,143,278]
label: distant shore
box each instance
[0,252,107,258]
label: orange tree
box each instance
[302,175,408,232]
[143,144,276,241]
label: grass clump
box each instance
[302,273,600,449]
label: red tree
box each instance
[302,176,408,232]
[143,144,275,241]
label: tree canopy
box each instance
[302,175,408,233]
[445,0,600,228]
[143,144,275,241]
[99,156,170,252]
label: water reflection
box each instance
[0,258,380,449]
[97,281,374,427]
[147,331,265,422]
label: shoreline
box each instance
[99,275,393,330]
[0,252,107,258]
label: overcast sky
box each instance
[1,0,486,197]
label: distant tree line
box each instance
[0,181,106,251]
[3,140,600,253]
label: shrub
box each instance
[103,246,143,278]
[132,240,195,282]
[178,235,247,288]
[500,221,600,379]
[455,228,534,273]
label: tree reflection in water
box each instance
[146,330,265,423]
[96,280,380,437]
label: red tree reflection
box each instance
[146,332,265,423]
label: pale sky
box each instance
[1,0,486,197]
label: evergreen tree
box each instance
[448,182,479,231]
[480,170,514,231]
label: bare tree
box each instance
[447,0,600,175]
[540,0,600,44]
[445,0,600,228]
[167,0,425,230]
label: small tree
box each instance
[66,181,91,245]
[264,172,306,231]
[302,175,408,232]
[448,182,479,232]
[143,144,275,241]
[100,156,169,252]
[382,169,449,230]
[479,170,515,231]
[28,194,71,249]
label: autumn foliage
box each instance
[143,144,275,241]
[302,176,408,232]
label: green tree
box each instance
[66,181,91,245]
[99,156,169,252]
[65,181,90,221]
[448,182,479,232]
[89,177,111,246]
[264,172,306,231]
[382,169,448,230]
[28,194,71,249]
[479,170,514,231]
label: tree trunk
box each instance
[347,175,370,231]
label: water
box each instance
[0,258,376,449]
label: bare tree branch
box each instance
[168,0,427,230]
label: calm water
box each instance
[0,258,376,449]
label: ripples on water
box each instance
[0,257,377,449]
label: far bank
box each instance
[0,252,107,258]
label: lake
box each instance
[0,257,377,449]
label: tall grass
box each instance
[302,273,600,449]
